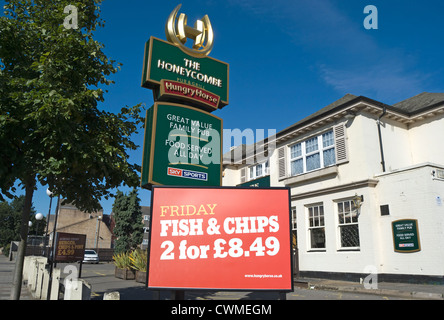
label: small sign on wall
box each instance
[392,219,421,253]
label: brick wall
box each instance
[47,202,112,249]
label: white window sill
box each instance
[337,248,360,252]
[281,166,338,185]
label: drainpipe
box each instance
[377,106,387,172]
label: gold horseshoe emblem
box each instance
[165,4,214,57]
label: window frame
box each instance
[307,203,326,251]
[291,206,297,249]
[248,160,269,181]
[336,199,360,250]
[289,130,336,177]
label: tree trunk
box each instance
[10,177,35,300]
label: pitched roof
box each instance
[279,92,444,137]
[223,92,444,163]
[393,92,444,114]
[223,94,360,164]
[278,94,358,135]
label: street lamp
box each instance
[94,215,102,251]
[44,188,54,253]
[352,193,364,217]
[27,221,33,246]
[34,212,44,254]
[35,212,43,236]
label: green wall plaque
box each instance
[392,219,421,253]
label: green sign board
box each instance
[238,175,271,188]
[141,102,222,188]
[392,219,421,253]
[141,37,229,109]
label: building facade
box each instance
[47,202,113,249]
[223,92,444,283]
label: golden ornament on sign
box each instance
[166,4,214,57]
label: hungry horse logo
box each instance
[165,4,214,57]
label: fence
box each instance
[24,245,115,262]
[22,236,115,261]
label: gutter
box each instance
[377,106,387,172]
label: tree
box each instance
[112,189,144,254]
[0,0,144,299]
[0,197,29,250]
[0,196,45,255]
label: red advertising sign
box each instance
[147,186,293,291]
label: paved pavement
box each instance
[74,261,444,300]
[0,255,32,300]
[294,277,444,300]
[1,254,444,300]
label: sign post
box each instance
[54,232,87,262]
[140,5,292,299]
[140,4,232,299]
[141,5,229,191]
[54,232,87,278]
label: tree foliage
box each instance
[0,196,46,249]
[0,197,24,249]
[0,0,144,298]
[112,189,144,254]
[0,0,144,211]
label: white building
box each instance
[223,92,444,283]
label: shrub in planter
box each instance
[113,252,135,280]
[135,270,146,283]
[129,249,147,283]
[115,267,135,280]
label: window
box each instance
[322,131,335,167]
[290,144,303,175]
[248,161,269,180]
[291,206,297,249]
[305,137,320,172]
[290,130,336,176]
[380,204,390,216]
[308,204,325,249]
[337,200,360,249]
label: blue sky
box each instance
[9,0,444,217]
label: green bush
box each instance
[129,249,147,271]
[112,251,132,270]
[2,243,10,257]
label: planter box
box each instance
[115,267,135,280]
[135,270,147,283]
